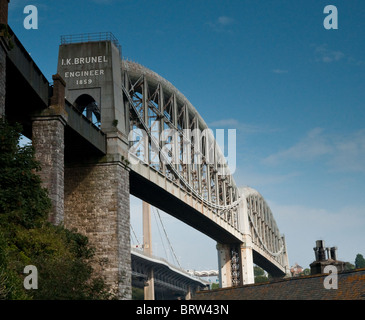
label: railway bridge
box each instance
[1,5,290,299]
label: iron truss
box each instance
[243,187,287,266]
[122,61,241,230]
[122,61,288,273]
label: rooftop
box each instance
[194,268,365,300]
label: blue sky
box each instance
[9,0,365,272]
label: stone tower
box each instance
[51,34,131,298]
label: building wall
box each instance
[64,161,131,299]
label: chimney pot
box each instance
[330,247,338,260]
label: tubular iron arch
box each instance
[121,60,289,279]
[242,187,289,273]
[122,61,241,228]
[121,60,289,277]
[122,61,288,274]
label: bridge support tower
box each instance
[32,75,67,225]
[217,242,254,288]
[217,199,255,288]
[31,36,132,298]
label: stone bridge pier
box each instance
[63,154,131,298]
[31,38,132,299]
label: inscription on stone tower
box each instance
[58,42,112,92]
[57,36,127,135]
[60,55,108,86]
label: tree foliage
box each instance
[254,266,269,283]
[0,119,116,300]
[355,254,365,269]
[0,121,50,229]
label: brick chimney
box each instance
[330,247,338,260]
[0,0,10,26]
[310,240,346,275]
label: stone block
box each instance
[64,161,131,299]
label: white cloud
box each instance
[272,69,288,74]
[217,16,235,26]
[207,16,236,32]
[314,44,345,63]
[263,127,333,165]
[209,118,240,127]
[347,56,365,67]
[262,128,365,173]
[237,170,302,188]
[328,129,365,173]
[268,201,365,267]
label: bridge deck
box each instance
[131,248,209,299]
[130,169,243,244]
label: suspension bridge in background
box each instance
[130,204,214,300]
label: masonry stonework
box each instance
[0,0,9,118]
[64,161,131,299]
[32,116,66,225]
[0,0,9,25]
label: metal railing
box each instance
[60,32,122,53]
